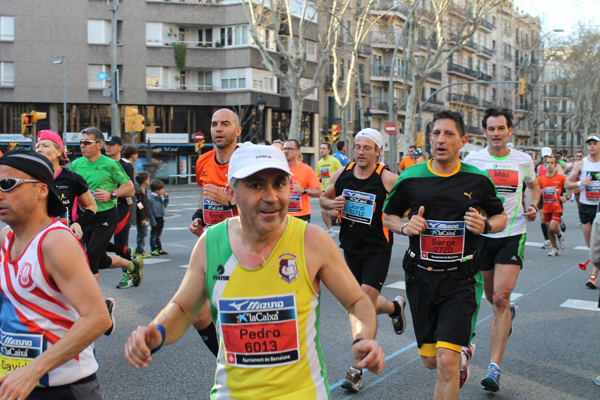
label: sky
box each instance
[516,0,598,36]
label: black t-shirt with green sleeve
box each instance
[70,154,131,213]
[383,160,504,268]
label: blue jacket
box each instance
[148,192,169,225]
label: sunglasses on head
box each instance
[0,178,42,192]
[80,140,97,146]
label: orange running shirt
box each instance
[288,162,321,217]
[195,149,238,225]
[538,173,566,214]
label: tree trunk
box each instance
[402,86,421,156]
[340,106,348,143]
[288,94,304,141]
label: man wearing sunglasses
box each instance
[0,148,112,398]
[70,128,143,289]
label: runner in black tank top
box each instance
[320,128,406,393]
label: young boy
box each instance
[134,172,151,258]
[148,179,169,256]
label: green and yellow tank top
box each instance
[205,216,329,400]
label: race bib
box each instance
[420,220,465,262]
[320,166,331,178]
[288,194,302,213]
[585,187,600,202]
[542,188,557,203]
[203,198,234,226]
[340,189,376,225]
[485,163,519,193]
[0,328,43,377]
[219,294,300,368]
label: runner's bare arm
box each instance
[0,229,111,399]
[381,169,400,193]
[189,187,205,236]
[204,183,230,205]
[77,190,98,214]
[523,178,541,221]
[565,161,586,189]
[125,233,208,369]
[464,208,507,234]
[320,168,346,211]
[557,163,565,176]
[116,180,135,198]
[304,225,384,373]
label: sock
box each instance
[197,323,219,357]
[541,223,549,240]
[390,300,401,317]
[126,261,135,273]
[489,362,500,371]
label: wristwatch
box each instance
[483,219,492,234]
[111,192,117,200]
[303,188,307,195]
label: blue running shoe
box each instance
[482,363,501,392]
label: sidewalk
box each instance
[167,183,200,193]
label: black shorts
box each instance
[477,233,526,271]
[405,267,482,356]
[27,374,101,400]
[344,250,391,292]
[82,208,119,274]
[579,203,597,225]
[296,214,311,223]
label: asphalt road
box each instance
[90,186,600,399]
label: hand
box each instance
[164,192,168,198]
[0,362,42,400]
[70,222,83,240]
[292,182,304,194]
[464,207,486,235]
[124,324,164,369]
[203,184,228,205]
[189,218,204,236]
[405,206,428,236]
[352,339,385,374]
[523,205,538,222]
[142,220,148,227]
[142,188,146,195]
[333,194,346,211]
[93,189,111,202]
[581,176,592,186]
[560,196,568,203]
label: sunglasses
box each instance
[0,178,42,192]
[80,140,97,146]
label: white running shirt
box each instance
[579,156,600,206]
[463,147,535,238]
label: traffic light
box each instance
[415,131,425,148]
[195,141,204,152]
[331,124,341,142]
[323,135,332,143]
[21,114,34,135]
[124,106,135,133]
[519,78,526,95]
[133,114,145,132]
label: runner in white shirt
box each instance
[463,108,540,393]
[565,135,600,288]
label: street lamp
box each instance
[53,56,67,143]
[515,28,564,80]
[364,107,372,128]
[256,93,267,141]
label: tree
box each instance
[238,0,351,141]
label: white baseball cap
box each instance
[541,147,552,157]
[355,128,384,149]
[228,143,292,181]
[586,135,600,143]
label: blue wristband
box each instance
[151,324,166,355]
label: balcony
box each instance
[478,71,493,81]
[370,96,403,111]
[464,40,478,53]
[358,43,372,56]
[503,52,513,61]
[447,63,479,80]
[479,100,494,109]
[371,64,412,81]
[477,45,494,59]
[417,37,439,50]
[480,19,494,32]
[371,0,408,15]
[147,83,219,91]
[428,71,442,81]
[448,93,479,107]
[515,103,530,111]
[370,32,406,48]
[354,82,372,95]
[422,99,444,112]
[466,126,482,135]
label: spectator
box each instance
[333,141,349,167]
[272,139,285,151]
[134,171,151,258]
[148,179,169,256]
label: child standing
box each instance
[148,179,169,256]
[134,171,151,258]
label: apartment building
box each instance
[0,0,321,179]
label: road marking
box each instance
[574,246,590,250]
[142,259,170,265]
[167,243,190,248]
[560,299,600,311]
[163,227,190,230]
[179,264,189,268]
[525,241,545,247]
[183,207,198,210]
[170,195,198,199]
[386,280,522,300]
[174,203,197,206]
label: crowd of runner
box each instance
[0,107,598,399]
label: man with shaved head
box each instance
[189,108,241,358]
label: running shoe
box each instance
[130,256,144,287]
[595,376,600,387]
[390,295,407,335]
[135,252,152,259]
[560,216,567,232]
[548,248,560,257]
[104,298,116,336]
[586,275,598,289]
[459,343,476,389]
[151,250,160,256]
[508,302,518,339]
[327,228,336,238]
[341,366,363,392]
[541,240,552,249]
[158,249,169,255]
[481,363,501,392]
[558,234,567,249]
[116,273,134,289]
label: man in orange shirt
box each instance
[283,139,322,222]
[398,146,424,173]
[538,155,567,256]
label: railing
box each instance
[481,19,494,30]
[480,100,493,108]
[147,40,218,48]
[370,32,406,47]
[371,0,408,14]
[417,38,439,50]
[466,126,481,134]
[478,71,493,81]
[516,103,530,111]
[358,43,372,55]
[371,64,413,80]
[503,52,513,61]
[478,45,494,57]
[429,71,442,81]
[447,63,479,79]
[370,97,403,110]
[464,40,478,51]
[447,93,479,106]
[147,84,219,91]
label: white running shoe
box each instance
[558,234,567,249]
[548,248,560,257]
[541,240,552,249]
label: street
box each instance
[94,185,599,399]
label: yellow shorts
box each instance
[419,341,463,357]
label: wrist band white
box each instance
[577,181,582,187]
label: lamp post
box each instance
[53,57,67,143]
[515,28,564,80]
[256,93,267,141]
[364,107,372,128]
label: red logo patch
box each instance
[17,262,34,289]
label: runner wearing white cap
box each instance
[125,144,385,399]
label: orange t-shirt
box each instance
[195,149,238,225]
[538,173,566,214]
[288,162,321,217]
[398,156,424,171]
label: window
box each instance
[197,71,213,90]
[146,67,161,88]
[306,41,317,62]
[146,23,162,44]
[221,78,245,90]
[88,65,111,88]
[88,20,111,44]
[0,62,14,86]
[198,28,213,46]
[0,16,14,41]
[253,79,263,90]
[265,77,274,92]
[551,69,557,81]
[220,25,249,47]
